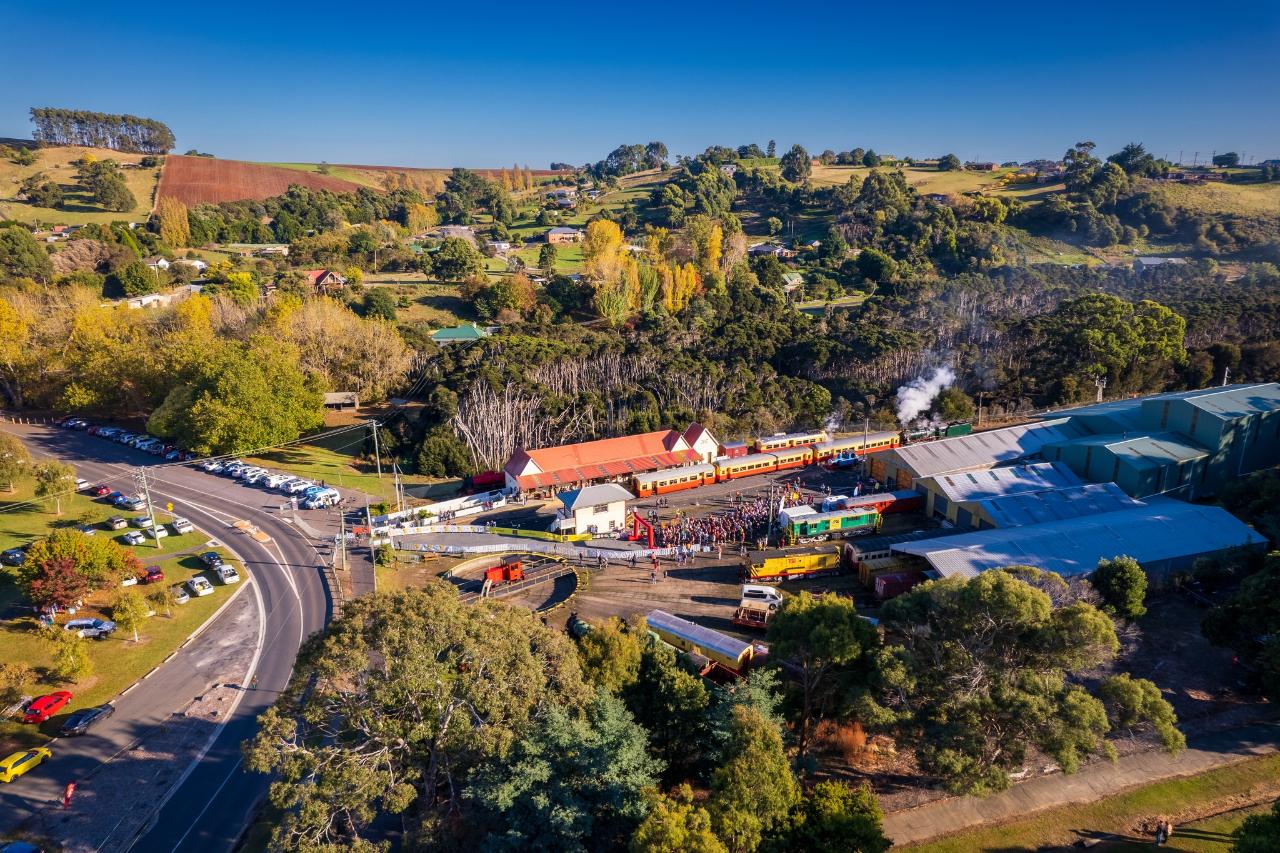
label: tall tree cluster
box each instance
[30,107,175,153]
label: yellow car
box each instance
[0,747,52,783]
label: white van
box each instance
[740,584,783,608]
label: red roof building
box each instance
[301,269,348,293]
[504,429,701,491]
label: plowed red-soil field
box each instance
[157,155,365,205]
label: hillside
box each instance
[0,144,161,225]
[156,155,366,206]
[262,162,570,192]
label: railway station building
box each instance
[503,424,717,493]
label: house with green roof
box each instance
[431,322,492,344]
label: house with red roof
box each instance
[504,429,703,492]
[301,269,348,294]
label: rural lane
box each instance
[2,423,337,851]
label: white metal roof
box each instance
[922,461,1082,504]
[892,500,1266,578]
[977,482,1143,528]
[892,418,1087,478]
[557,483,635,510]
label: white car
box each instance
[171,517,194,535]
[186,577,214,597]
[286,480,316,495]
[75,478,90,491]
[200,460,223,473]
[215,564,240,584]
[244,470,271,485]
[264,474,292,490]
[131,516,153,529]
[145,525,169,539]
[65,618,116,639]
[122,531,146,546]
[170,584,190,605]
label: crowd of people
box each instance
[647,482,829,550]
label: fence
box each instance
[378,535,707,563]
[371,523,592,544]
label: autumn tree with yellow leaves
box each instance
[155,196,190,248]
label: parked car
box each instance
[140,566,164,584]
[130,516,153,529]
[145,525,169,539]
[92,484,111,497]
[107,516,128,530]
[98,427,121,438]
[74,525,97,537]
[122,531,145,546]
[65,619,115,639]
[0,747,53,783]
[243,470,271,485]
[59,704,114,737]
[1,546,27,566]
[75,478,90,491]
[286,480,316,495]
[263,474,291,490]
[186,577,214,597]
[170,584,190,605]
[110,492,131,507]
[199,551,224,568]
[302,489,341,509]
[22,692,72,724]
[215,564,240,585]
[171,517,194,535]
[201,460,224,474]
[122,497,146,512]
[164,450,181,461]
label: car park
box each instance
[0,747,53,783]
[64,618,116,639]
[186,577,214,597]
[122,531,145,546]
[140,566,164,584]
[107,516,128,530]
[199,551,224,568]
[131,516,153,528]
[22,692,72,723]
[1,546,27,566]
[170,584,190,604]
[171,517,194,534]
[215,563,240,584]
[59,703,114,736]
[145,525,169,539]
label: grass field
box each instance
[0,145,161,226]
[806,164,1013,194]
[244,435,442,504]
[906,753,1280,852]
[0,470,248,753]
[1146,179,1280,217]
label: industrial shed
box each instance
[1042,432,1210,499]
[913,461,1082,526]
[869,418,1086,488]
[891,500,1266,581]
[973,482,1142,528]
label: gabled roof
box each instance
[1051,432,1210,470]
[682,423,718,447]
[431,322,490,342]
[1170,383,1280,421]
[922,462,1082,504]
[893,500,1265,579]
[977,482,1143,528]
[507,430,699,489]
[547,226,581,235]
[893,419,1086,478]
[558,483,635,510]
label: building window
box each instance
[592,504,609,514]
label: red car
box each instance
[92,484,111,497]
[22,691,72,724]
[140,566,164,584]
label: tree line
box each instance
[29,107,175,154]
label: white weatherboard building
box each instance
[553,483,634,536]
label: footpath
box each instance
[883,719,1280,846]
[14,588,261,853]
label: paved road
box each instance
[4,424,336,851]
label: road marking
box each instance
[168,756,246,852]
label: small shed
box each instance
[324,392,359,411]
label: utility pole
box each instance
[1223,366,1231,387]
[976,391,985,428]
[393,463,403,513]
[369,420,382,479]
[135,468,161,549]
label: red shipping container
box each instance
[874,571,925,601]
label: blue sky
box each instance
[5,0,1278,168]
